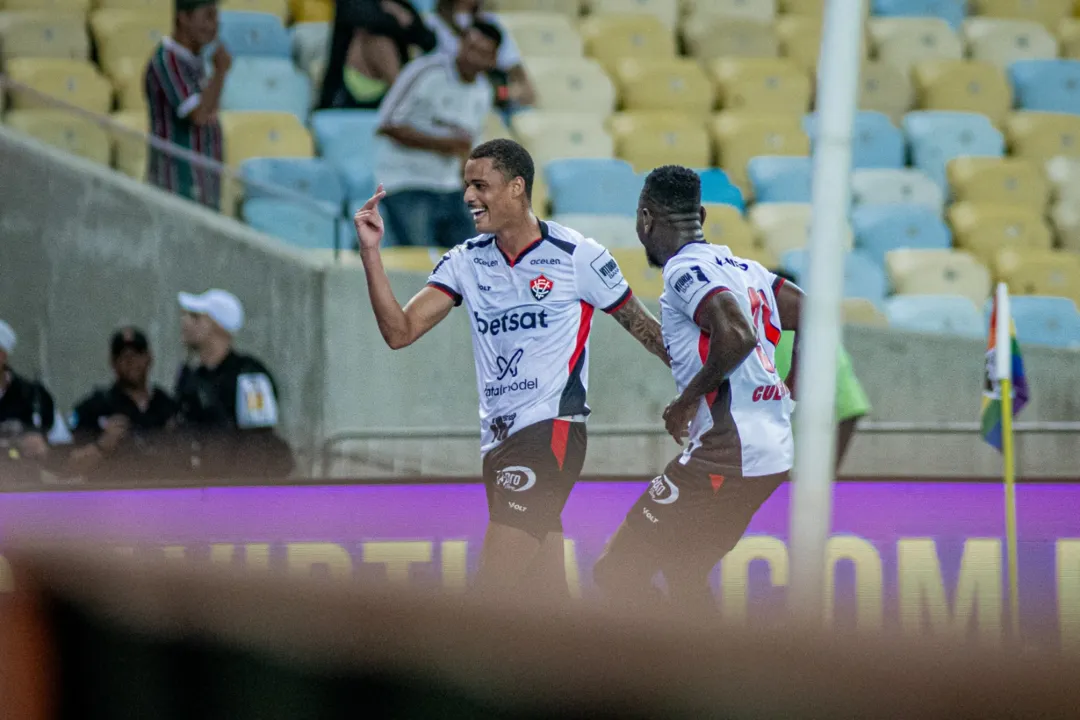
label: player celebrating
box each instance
[593,165,804,617]
[354,138,669,600]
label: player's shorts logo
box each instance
[648,474,680,505]
[495,348,524,381]
[529,274,554,301]
[489,413,517,443]
[496,465,536,492]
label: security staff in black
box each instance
[0,319,62,486]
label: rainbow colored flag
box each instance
[980,291,1030,452]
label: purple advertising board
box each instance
[0,480,1077,651]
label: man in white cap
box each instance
[174,289,294,478]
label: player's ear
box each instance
[699,205,707,224]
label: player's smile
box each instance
[469,205,489,226]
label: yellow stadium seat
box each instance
[683,17,779,60]
[524,57,616,114]
[5,58,113,113]
[511,110,614,165]
[885,249,992,305]
[947,156,1049,211]
[778,0,824,13]
[970,0,1071,31]
[219,111,314,167]
[378,247,449,272]
[221,0,287,21]
[841,298,888,327]
[1005,111,1080,164]
[1044,154,1080,201]
[962,18,1058,68]
[859,61,914,124]
[488,0,583,19]
[994,248,1080,305]
[291,0,331,22]
[947,202,1054,266]
[702,203,777,265]
[1058,18,1080,59]
[90,10,168,81]
[1049,200,1080,252]
[682,0,776,23]
[710,111,809,193]
[4,109,111,164]
[614,57,714,115]
[579,13,675,71]
[0,13,89,63]
[748,202,854,257]
[911,59,1012,126]
[95,0,171,23]
[710,57,812,114]
[868,18,963,76]
[109,56,147,110]
[481,112,514,143]
[1,0,89,11]
[498,12,583,57]
[610,248,664,299]
[533,171,550,214]
[607,111,711,172]
[776,15,827,71]
[591,0,679,28]
[109,109,147,180]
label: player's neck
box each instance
[495,213,542,259]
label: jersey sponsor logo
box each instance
[474,257,498,267]
[477,283,491,291]
[718,256,750,271]
[496,465,537,492]
[648,474,680,505]
[530,257,561,266]
[590,252,623,289]
[529,273,554,301]
[489,412,516,443]
[495,348,524,381]
[672,265,710,302]
[474,309,549,336]
[485,377,539,398]
[752,382,790,402]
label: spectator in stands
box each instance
[173,290,294,479]
[426,0,536,113]
[67,328,180,482]
[318,0,437,111]
[374,21,501,247]
[145,0,231,211]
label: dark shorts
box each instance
[380,189,475,249]
[482,419,587,541]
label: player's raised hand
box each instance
[353,184,388,251]
[662,395,696,446]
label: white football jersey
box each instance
[660,242,794,477]
[428,221,633,453]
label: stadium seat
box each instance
[545,157,642,215]
[0,13,89,64]
[1008,59,1080,114]
[488,0,582,19]
[902,110,1005,187]
[291,0,332,21]
[309,109,380,168]
[699,169,746,210]
[221,0,288,21]
[291,21,330,72]
[592,0,680,28]
[1004,111,1080,164]
[1045,154,1080,201]
[803,111,905,169]
[610,248,664,299]
[775,15,829,72]
[961,18,1058,68]
[109,109,147,180]
[682,18,779,61]
[497,12,583,57]
[994,248,1080,306]
[242,199,339,250]
[701,203,756,251]
[342,166,377,208]
[524,57,617,115]
[361,246,447,271]
[868,18,963,76]
[578,13,675,72]
[4,58,112,114]
[217,11,291,58]
[1059,18,1080,60]
[850,168,945,212]
[3,109,111,165]
[682,0,777,22]
[969,0,1071,30]
[512,111,615,167]
[885,248,992,305]
[2,0,89,10]
[841,297,889,327]
[778,0,826,13]
[239,157,344,212]
[946,156,1049,211]
[872,0,967,30]
[858,61,915,124]
[221,57,312,120]
[851,204,952,265]
[711,112,810,193]
[779,248,888,305]
[614,58,714,115]
[884,294,985,337]
[748,202,855,257]
[710,57,812,114]
[480,113,514,144]
[551,214,637,248]
[948,201,1053,266]
[95,0,170,22]
[89,10,168,81]
[747,155,812,203]
[607,112,711,172]
[1001,296,1080,348]
[219,111,314,167]
[911,59,1012,126]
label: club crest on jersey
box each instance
[529,274,554,301]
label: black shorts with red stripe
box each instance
[482,419,587,540]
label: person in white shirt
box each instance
[593,165,806,619]
[374,20,502,248]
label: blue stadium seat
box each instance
[804,111,905,169]
[1008,60,1080,115]
[902,111,1004,187]
[240,157,344,212]
[988,296,1080,348]
[884,294,984,338]
[850,168,945,214]
[747,156,813,203]
[545,158,642,216]
[222,57,312,121]
[242,198,339,249]
[342,164,377,206]
[698,168,745,210]
[310,109,381,169]
[217,11,292,58]
[851,204,952,266]
[871,0,967,30]
[779,248,888,306]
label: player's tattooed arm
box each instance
[611,297,671,367]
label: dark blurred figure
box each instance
[318,0,436,111]
[67,328,181,482]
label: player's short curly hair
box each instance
[641,165,701,216]
[469,138,534,201]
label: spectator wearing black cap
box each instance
[67,328,180,480]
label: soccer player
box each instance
[354,138,669,599]
[593,165,804,617]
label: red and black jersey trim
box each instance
[772,276,786,295]
[427,282,462,306]
[602,287,633,314]
[692,286,732,327]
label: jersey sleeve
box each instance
[426,249,463,306]
[663,254,737,325]
[573,236,633,313]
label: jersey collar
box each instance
[496,220,550,268]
